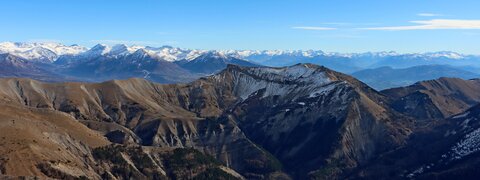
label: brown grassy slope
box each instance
[0,77,234,126]
[0,77,283,178]
[0,103,109,178]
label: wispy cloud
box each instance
[417,13,443,17]
[292,26,337,30]
[359,19,480,30]
[322,22,351,26]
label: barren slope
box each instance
[382,78,480,119]
[0,103,109,178]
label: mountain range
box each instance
[3,42,480,179]
[1,42,479,86]
[2,62,480,179]
[352,65,480,90]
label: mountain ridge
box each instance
[2,42,478,64]
[382,77,480,119]
[0,63,413,179]
[2,42,480,84]
[1,56,480,179]
[352,65,480,90]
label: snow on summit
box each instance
[0,41,473,63]
[0,42,87,62]
[221,64,334,100]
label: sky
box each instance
[1,0,480,54]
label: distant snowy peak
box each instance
[25,47,57,61]
[0,42,87,62]
[143,46,206,61]
[194,51,230,62]
[423,51,465,59]
[218,49,327,59]
[108,44,130,56]
[78,44,205,61]
[0,41,474,63]
[129,48,152,59]
[82,44,111,57]
[217,50,465,60]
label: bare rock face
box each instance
[0,64,414,179]
[91,145,245,180]
[382,78,480,119]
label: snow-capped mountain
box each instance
[144,46,207,61]
[0,42,87,62]
[2,42,480,83]
[217,49,326,59]
[176,51,260,74]
[1,42,475,64]
[59,44,207,62]
[80,44,111,58]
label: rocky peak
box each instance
[84,44,111,56]
[189,51,233,64]
[109,44,130,56]
[217,63,381,101]
[128,48,152,59]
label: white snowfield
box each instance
[0,42,87,62]
[0,42,471,63]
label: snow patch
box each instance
[449,128,480,160]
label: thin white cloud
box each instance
[322,22,351,26]
[359,19,480,30]
[292,26,337,30]
[417,13,443,17]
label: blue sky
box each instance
[1,0,480,54]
